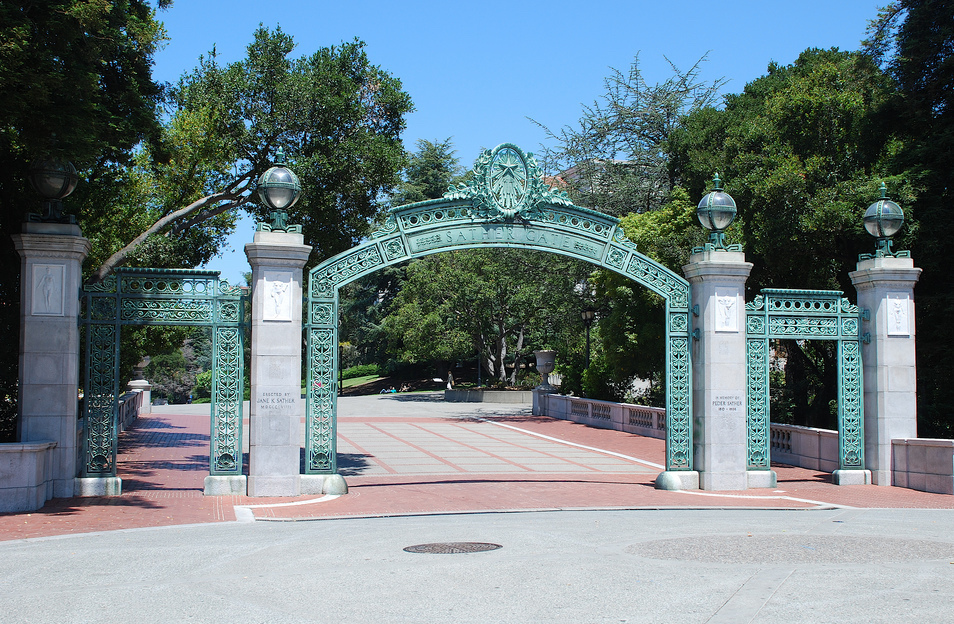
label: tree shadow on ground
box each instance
[298,448,371,476]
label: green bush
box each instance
[341,363,381,380]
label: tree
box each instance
[383,249,591,386]
[0,0,170,441]
[669,48,903,427]
[673,48,902,293]
[535,55,725,215]
[88,27,413,282]
[864,1,954,436]
[390,138,468,206]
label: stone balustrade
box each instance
[117,391,145,432]
[535,392,666,439]
[768,423,840,473]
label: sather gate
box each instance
[304,143,694,476]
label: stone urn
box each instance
[533,350,557,392]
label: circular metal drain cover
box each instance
[404,542,502,554]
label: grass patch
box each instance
[342,374,383,389]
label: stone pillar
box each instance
[245,230,311,496]
[683,249,767,490]
[850,256,921,485]
[12,222,90,499]
[126,379,152,415]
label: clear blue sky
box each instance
[150,0,883,284]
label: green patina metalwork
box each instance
[744,289,864,472]
[80,268,246,477]
[306,143,693,475]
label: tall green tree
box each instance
[669,48,903,427]
[671,48,903,293]
[864,1,954,436]
[89,27,413,282]
[0,0,170,441]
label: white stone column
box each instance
[245,230,311,496]
[683,249,767,490]
[850,256,921,485]
[12,222,90,499]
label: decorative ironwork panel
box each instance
[306,326,337,473]
[81,268,246,480]
[310,247,383,299]
[839,340,864,469]
[216,299,242,324]
[211,326,243,475]
[84,324,118,476]
[120,272,218,296]
[767,316,839,337]
[626,255,690,309]
[666,336,692,470]
[381,236,409,262]
[745,287,866,473]
[669,312,689,334]
[746,338,770,469]
[120,298,214,324]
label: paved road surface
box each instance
[2,394,954,621]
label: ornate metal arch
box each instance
[306,143,692,475]
[80,268,246,478]
[745,289,864,472]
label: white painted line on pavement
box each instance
[472,417,666,470]
[236,494,341,510]
[673,489,853,509]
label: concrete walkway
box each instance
[2,394,954,621]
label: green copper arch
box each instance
[306,144,692,476]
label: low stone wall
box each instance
[534,392,666,439]
[0,441,56,512]
[769,423,839,473]
[117,391,144,432]
[444,390,533,404]
[892,438,954,495]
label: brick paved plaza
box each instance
[1,394,951,542]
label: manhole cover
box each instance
[404,542,502,554]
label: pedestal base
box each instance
[247,475,300,497]
[746,470,778,489]
[300,474,348,495]
[654,470,699,491]
[204,475,247,496]
[832,469,871,485]
[74,477,122,497]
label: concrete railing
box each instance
[892,439,954,495]
[769,423,839,473]
[117,390,145,432]
[444,389,533,404]
[535,392,666,439]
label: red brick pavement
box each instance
[1,410,952,542]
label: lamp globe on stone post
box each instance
[256,148,302,233]
[694,173,739,252]
[28,157,79,223]
[861,182,908,260]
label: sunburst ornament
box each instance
[490,146,529,215]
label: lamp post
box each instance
[694,173,740,252]
[28,157,79,223]
[860,182,908,260]
[256,148,302,233]
[581,308,596,369]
